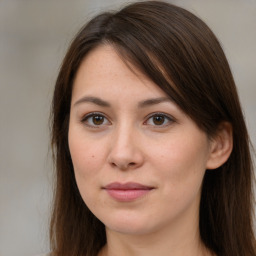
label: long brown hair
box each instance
[50,1,255,256]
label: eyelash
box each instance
[81,112,111,128]
[81,112,175,128]
[144,112,175,127]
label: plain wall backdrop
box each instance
[0,0,255,255]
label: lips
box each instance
[103,182,154,202]
[104,182,153,190]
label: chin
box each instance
[101,214,158,235]
[107,223,153,235]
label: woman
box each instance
[49,1,255,256]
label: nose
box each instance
[107,124,144,170]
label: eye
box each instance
[145,113,174,127]
[81,113,111,127]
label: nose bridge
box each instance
[108,120,143,170]
[112,122,135,156]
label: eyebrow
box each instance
[138,97,172,108]
[73,96,172,108]
[73,96,111,107]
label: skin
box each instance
[68,45,230,256]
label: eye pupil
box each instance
[93,115,104,125]
[153,116,165,125]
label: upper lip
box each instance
[104,182,154,190]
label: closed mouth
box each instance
[103,182,155,202]
[103,182,154,190]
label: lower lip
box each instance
[105,189,152,202]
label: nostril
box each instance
[111,162,117,167]
[110,161,136,170]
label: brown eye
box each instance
[82,113,110,127]
[152,115,165,125]
[92,115,104,125]
[145,113,174,127]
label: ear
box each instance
[206,122,233,170]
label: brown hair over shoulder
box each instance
[50,1,255,256]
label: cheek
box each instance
[150,132,209,197]
[68,129,102,173]
[68,132,105,201]
[68,134,103,207]
[70,145,95,173]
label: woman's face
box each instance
[69,45,214,236]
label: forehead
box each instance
[72,45,168,102]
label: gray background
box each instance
[0,0,255,256]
